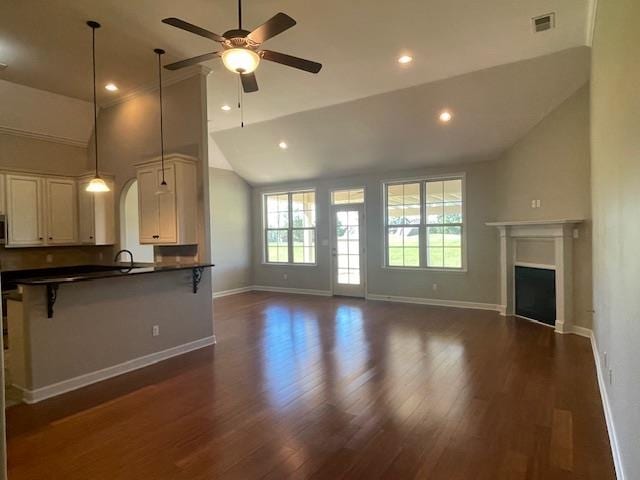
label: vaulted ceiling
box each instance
[212,47,590,184]
[1,0,595,182]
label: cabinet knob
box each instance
[39,237,43,240]
[48,237,53,240]
[89,236,94,239]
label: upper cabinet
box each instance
[78,176,115,245]
[135,155,198,245]
[1,171,115,248]
[45,178,78,244]
[0,173,5,215]
[5,174,46,247]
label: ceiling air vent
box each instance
[532,13,555,33]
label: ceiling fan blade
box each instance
[164,52,220,71]
[162,18,226,43]
[240,72,259,93]
[261,50,322,73]
[247,13,296,44]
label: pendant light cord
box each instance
[156,49,166,185]
[238,0,242,30]
[91,24,99,178]
[237,76,244,128]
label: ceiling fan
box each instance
[162,0,322,93]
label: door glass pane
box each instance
[335,209,361,285]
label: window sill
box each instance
[381,265,468,273]
[261,262,318,267]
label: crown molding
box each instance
[101,65,212,109]
[0,125,87,148]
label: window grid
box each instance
[331,188,365,205]
[336,210,361,285]
[265,190,316,264]
[384,178,464,269]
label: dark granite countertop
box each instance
[2,263,214,287]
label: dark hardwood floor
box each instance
[6,292,615,479]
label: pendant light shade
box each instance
[86,20,110,193]
[154,48,170,195]
[86,177,111,192]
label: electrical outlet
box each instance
[432,283,438,291]
[573,228,579,239]
[536,199,541,208]
[283,273,288,280]
[152,325,160,337]
[531,200,536,208]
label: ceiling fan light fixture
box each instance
[221,48,260,74]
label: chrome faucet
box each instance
[114,249,134,268]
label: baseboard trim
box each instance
[567,325,592,338]
[17,336,216,404]
[252,285,332,297]
[590,332,625,480]
[212,286,253,298]
[365,293,500,312]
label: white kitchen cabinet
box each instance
[78,176,115,245]
[46,178,78,244]
[135,154,198,245]
[5,174,46,246]
[0,173,5,215]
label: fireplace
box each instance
[515,266,556,326]
[486,219,583,334]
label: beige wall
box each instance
[89,74,211,264]
[17,270,213,390]
[591,0,640,478]
[210,168,252,293]
[0,133,87,176]
[252,160,499,305]
[87,71,214,352]
[495,85,592,328]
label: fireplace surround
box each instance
[486,219,583,334]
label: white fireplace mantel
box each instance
[486,219,584,334]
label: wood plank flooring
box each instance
[6,292,615,479]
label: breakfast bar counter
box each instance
[3,263,215,404]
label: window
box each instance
[264,190,316,264]
[331,188,364,205]
[384,177,464,269]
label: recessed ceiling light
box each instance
[221,104,232,111]
[278,141,288,150]
[398,55,413,64]
[439,110,453,123]
[104,83,118,92]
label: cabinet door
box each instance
[93,180,115,245]
[137,167,160,244]
[78,180,95,243]
[157,165,177,243]
[46,178,78,244]
[0,173,5,215]
[6,175,44,246]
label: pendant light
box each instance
[154,48,170,195]
[86,21,110,193]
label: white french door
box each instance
[331,204,365,297]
